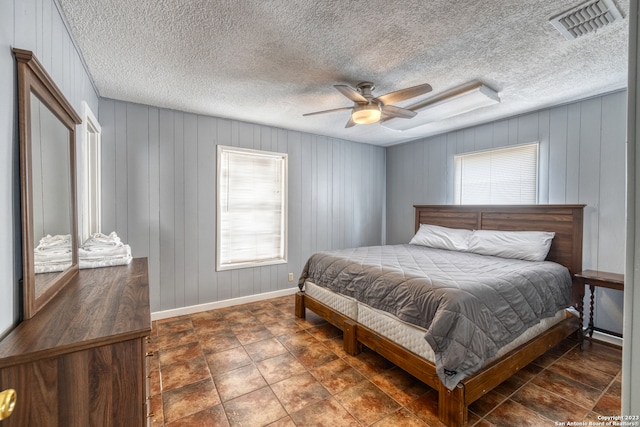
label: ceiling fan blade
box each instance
[375,83,432,105]
[334,85,368,103]
[381,104,417,119]
[303,106,354,116]
[345,116,357,128]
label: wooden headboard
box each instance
[414,204,585,280]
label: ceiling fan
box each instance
[303,81,432,128]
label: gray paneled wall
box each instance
[10,0,98,119]
[0,0,99,337]
[386,90,626,334]
[99,99,386,312]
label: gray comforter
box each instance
[298,244,572,390]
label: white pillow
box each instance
[409,224,472,251]
[467,229,555,262]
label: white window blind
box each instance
[454,143,539,205]
[216,146,287,271]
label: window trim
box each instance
[216,145,288,271]
[454,142,539,205]
[80,101,101,243]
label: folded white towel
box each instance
[82,232,122,248]
[35,249,72,264]
[79,244,131,261]
[33,232,133,272]
[36,234,72,251]
[35,262,72,274]
[79,255,132,269]
[34,234,72,275]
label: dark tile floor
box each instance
[147,294,622,427]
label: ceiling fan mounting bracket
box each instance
[356,82,375,101]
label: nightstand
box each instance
[574,270,624,340]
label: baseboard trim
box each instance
[151,287,299,321]
[587,330,623,348]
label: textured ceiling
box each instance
[57,0,629,146]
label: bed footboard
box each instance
[295,291,579,427]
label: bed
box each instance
[295,204,585,426]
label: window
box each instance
[454,143,538,205]
[216,146,287,271]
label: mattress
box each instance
[307,279,570,366]
[305,281,358,320]
[299,244,573,389]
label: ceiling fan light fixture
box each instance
[351,104,381,124]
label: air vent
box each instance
[550,0,623,40]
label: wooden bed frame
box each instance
[295,204,585,426]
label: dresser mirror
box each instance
[14,48,81,319]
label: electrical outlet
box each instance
[288,272,294,282]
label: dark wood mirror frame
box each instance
[14,48,81,319]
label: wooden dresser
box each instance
[0,258,151,426]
